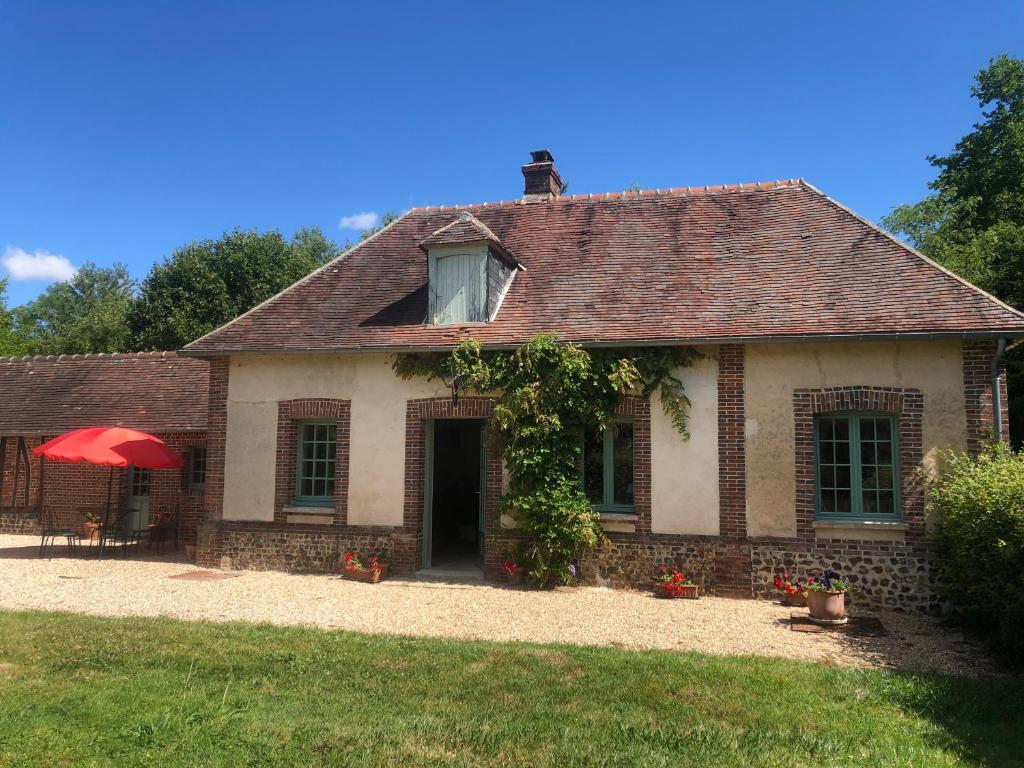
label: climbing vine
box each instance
[394,334,700,586]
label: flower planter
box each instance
[655,583,699,599]
[780,592,808,607]
[341,564,388,584]
[83,522,101,542]
[807,590,846,621]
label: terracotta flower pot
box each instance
[341,564,388,583]
[83,522,101,542]
[655,583,699,599]
[807,590,846,621]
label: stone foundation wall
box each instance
[0,510,40,535]
[750,539,936,612]
[488,533,753,597]
[196,521,418,575]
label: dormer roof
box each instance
[419,212,516,265]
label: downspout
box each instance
[993,337,1007,443]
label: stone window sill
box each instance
[814,519,908,541]
[598,512,638,533]
[284,506,336,525]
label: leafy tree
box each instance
[129,226,340,350]
[12,263,135,355]
[0,279,28,356]
[882,54,1024,440]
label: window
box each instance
[815,413,899,520]
[295,421,337,505]
[188,446,207,488]
[130,467,150,497]
[582,420,635,512]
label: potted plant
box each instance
[773,570,809,606]
[805,569,855,622]
[339,550,388,583]
[82,510,102,542]
[653,565,699,599]
[503,558,523,586]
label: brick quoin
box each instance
[962,339,1009,452]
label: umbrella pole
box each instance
[100,466,113,560]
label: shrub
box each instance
[927,445,1024,655]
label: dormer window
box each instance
[420,212,519,325]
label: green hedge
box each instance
[928,446,1024,654]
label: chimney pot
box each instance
[522,149,563,199]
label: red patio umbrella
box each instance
[34,427,184,469]
[34,427,184,555]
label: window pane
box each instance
[877,466,893,489]
[297,422,337,499]
[834,419,849,440]
[821,492,836,513]
[877,441,892,464]
[836,489,852,513]
[835,466,850,489]
[582,428,604,504]
[819,442,834,463]
[819,464,835,490]
[875,419,891,440]
[862,492,878,515]
[878,492,894,515]
[819,419,834,440]
[834,441,850,463]
[612,424,634,505]
[861,442,876,465]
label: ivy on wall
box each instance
[394,333,700,585]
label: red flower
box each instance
[773,576,783,589]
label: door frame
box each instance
[421,418,486,569]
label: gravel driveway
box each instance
[0,534,992,677]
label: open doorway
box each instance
[425,419,484,570]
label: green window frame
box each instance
[814,412,900,521]
[582,419,635,513]
[130,467,150,498]
[187,446,207,489]
[294,420,337,507]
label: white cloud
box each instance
[338,211,379,230]
[1,245,78,282]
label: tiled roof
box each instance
[185,179,1024,353]
[0,352,209,435]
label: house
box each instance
[176,150,1024,610]
[0,352,209,541]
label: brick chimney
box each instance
[521,149,563,199]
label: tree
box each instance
[129,226,341,351]
[883,54,1024,440]
[12,263,135,355]
[0,279,28,356]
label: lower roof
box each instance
[0,352,209,436]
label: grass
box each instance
[0,612,1021,767]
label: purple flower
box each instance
[569,564,577,577]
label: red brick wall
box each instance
[963,339,1009,452]
[0,431,206,542]
[203,357,229,524]
[717,344,746,538]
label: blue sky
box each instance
[1,1,1022,306]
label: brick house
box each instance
[0,352,209,542]
[176,150,1024,610]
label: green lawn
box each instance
[0,612,1021,767]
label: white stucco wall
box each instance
[650,353,720,535]
[223,353,450,525]
[744,341,967,538]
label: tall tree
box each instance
[129,226,340,351]
[12,263,135,355]
[0,279,28,356]
[883,54,1024,441]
